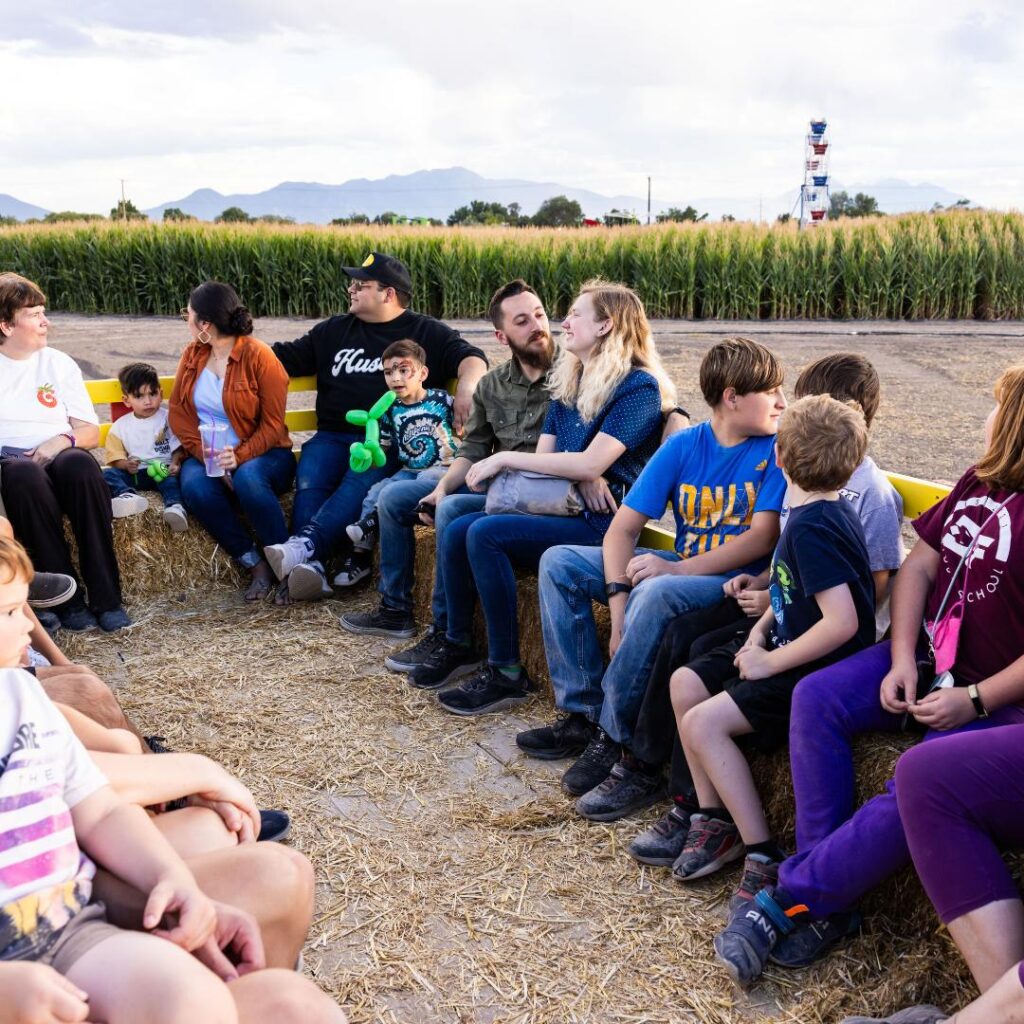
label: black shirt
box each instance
[272,311,487,434]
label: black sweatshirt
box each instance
[272,311,487,433]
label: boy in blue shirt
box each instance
[518,338,788,797]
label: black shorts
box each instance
[684,636,811,753]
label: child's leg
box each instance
[155,473,184,508]
[356,474,393,522]
[102,466,138,498]
[228,969,346,1024]
[669,666,713,726]
[65,930,237,1024]
[56,702,143,754]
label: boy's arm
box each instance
[104,425,140,473]
[603,505,649,652]
[0,962,90,1023]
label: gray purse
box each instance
[484,469,583,517]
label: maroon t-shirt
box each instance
[913,467,1024,686]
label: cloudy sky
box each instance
[2,0,1022,213]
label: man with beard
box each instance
[339,279,565,654]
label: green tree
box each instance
[447,200,510,226]
[255,214,295,224]
[43,211,105,223]
[507,202,529,226]
[656,205,708,223]
[776,212,792,224]
[373,211,406,225]
[331,212,370,225]
[531,195,584,227]
[0,216,17,227]
[829,191,880,219]
[110,198,147,221]
[721,214,736,222]
[215,206,252,223]
[162,207,195,222]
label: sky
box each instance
[2,0,1023,214]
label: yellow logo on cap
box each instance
[362,254,375,267]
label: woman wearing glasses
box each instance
[168,282,294,601]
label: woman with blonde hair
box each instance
[416,280,677,716]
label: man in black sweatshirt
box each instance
[265,252,487,601]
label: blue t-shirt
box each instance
[542,369,663,532]
[193,368,241,447]
[624,421,786,575]
[383,388,458,471]
[768,498,875,659]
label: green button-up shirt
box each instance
[458,357,550,464]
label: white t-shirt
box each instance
[104,407,180,466]
[0,347,99,450]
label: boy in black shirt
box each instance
[266,252,487,601]
[666,395,875,911]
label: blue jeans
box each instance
[360,465,446,521]
[292,431,389,561]
[538,544,731,745]
[441,513,603,667]
[103,466,182,508]
[179,447,295,566]
[377,481,477,621]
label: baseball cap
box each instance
[343,252,413,294]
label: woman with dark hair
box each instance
[168,282,294,601]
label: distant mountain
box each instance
[0,194,49,220]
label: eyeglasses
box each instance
[383,363,418,380]
[179,307,190,322]
[349,281,386,294]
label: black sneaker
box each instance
[257,809,292,843]
[769,907,862,968]
[628,805,693,866]
[339,604,416,639]
[516,711,595,760]
[28,572,77,609]
[58,603,98,632]
[345,512,379,551]
[35,609,62,636]
[561,729,620,797]
[144,735,174,754]
[713,886,795,989]
[332,551,372,588]
[408,638,482,690]
[575,758,665,822]
[97,606,132,632]
[436,665,534,717]
[384,625,444,673]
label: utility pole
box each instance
[120,179,127,224]
[759,194,763,223]
[647,177,651,225]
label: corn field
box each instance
[1,211,1023,320]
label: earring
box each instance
[198,328,211,345]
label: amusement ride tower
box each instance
[799,118,830,226]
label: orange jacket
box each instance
[168,336,292,465]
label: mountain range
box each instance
[2,167,968,224]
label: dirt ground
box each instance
[42,316,1024,1023]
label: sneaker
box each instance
[728,853,781,915]
[436,665,534,717]
[561,729,620,797]
[628,805,693,866]
[111,493,148,518]
[58,603,98,632]
[671,815,744,881]
[332,551,372,588]
[264,536,315,581]
[162,503,188,533]
[257,809,291,843]
[384,625,445,673]
[35,609,62,635]
[97,606,132,632]
[769,907,862,968]
[408,638,482,690]
[27,572,77,608]
[516,711,595,760]
[840,1007,949,1024]
[288,560,332,601]
[145,735,174,754]
[339,604,416,639]
[713,887,794,989]
[575,759,665,822]
[345,511,379,551]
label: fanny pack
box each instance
[484,469,583,517]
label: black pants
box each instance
[1,450,123,613]
[630,598,754,801]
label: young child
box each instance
[344,339,458,552]
[102,362,188,532]
[668,395,876,910]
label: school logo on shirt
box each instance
[36,384,58,409]
[0,722,39,775]
[332,348,383,376]
[940,495,1013,604]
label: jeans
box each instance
[360,465,446,522]
[778,641,1024,918]
[538,544,732,746]
[441,514,603,667]
[292,431,390,562]
[179,447,295,566]
[103,466,183,508]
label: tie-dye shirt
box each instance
[383,388,459,471]
[0,669,107,960]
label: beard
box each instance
[509,329,555,371]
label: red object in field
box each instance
[810,210,826,221]
[583,218,601,228]
[813,143,828,155]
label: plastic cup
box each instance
[201,423,230,478]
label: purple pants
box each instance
[897,723,1024,924]
[778,641,1024,918]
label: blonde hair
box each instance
[0,538,33,586]
[547,280,676,422]
[976,364,1024,492]
[776,394,867,492]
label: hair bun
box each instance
[228,305,254,336]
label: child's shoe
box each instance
[162,503,188,533]
[671,814,744,881]
[728,853,780,914]
[332,551,372,588]
[264,535,315,581]
[628,805,693,866]
[345,511,379,551]
[111,493,148,518]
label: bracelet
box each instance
[967,683,989,718]
[61,432,77,448]
[668,406,691,421]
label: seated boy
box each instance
[666,395,876,911]
[518,338,788,797]
[102,362,188,532]
[343,339,458,557]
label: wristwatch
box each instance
[606,581,632,599]
[967,684,989,718]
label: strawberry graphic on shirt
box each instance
[37,384,58,409]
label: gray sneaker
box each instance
[288,560,332,601]
[628,805,692,866]
[162,503,188,533]
[264,536,315,581]
[575,760,665,822]
[840,1008,948,1024]
[728,853,780,915]
[672,815,744,881]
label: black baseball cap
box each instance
[343,252,413,294]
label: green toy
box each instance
[345,391,397,472]
[146,459,170,483]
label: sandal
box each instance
[245,564,274,603]
[272,579,293,607]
